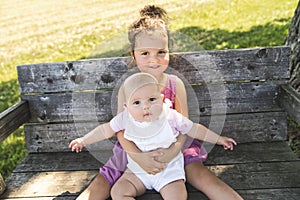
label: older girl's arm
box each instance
[154,77,188,163]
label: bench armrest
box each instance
[0,101,30,142]
[0,173,5,195]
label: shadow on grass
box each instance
[84,17,292,59]
[179,17,291,50]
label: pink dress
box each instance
[99,74,207,187]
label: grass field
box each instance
[0,0,299,180]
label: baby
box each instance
[69,72,237,199]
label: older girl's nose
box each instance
[149,54,158,63]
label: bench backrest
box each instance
[18,46,290,153]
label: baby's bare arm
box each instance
[69,123,115,152]
[187,123,237,150]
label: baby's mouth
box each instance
[143,113,151,117]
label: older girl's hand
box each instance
[128,151,167,175]
[154,134,186,163]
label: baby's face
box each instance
[126,84,163,122]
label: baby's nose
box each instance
[143,102,150,109]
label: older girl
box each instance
[77,5,243,200]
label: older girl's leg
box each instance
[185,162,243,200]
[76,174,110,200]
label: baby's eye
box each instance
[133,100,141,105]
[149,97,157,102]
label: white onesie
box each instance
[110,103,193,191]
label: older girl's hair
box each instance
[128,5,169,51]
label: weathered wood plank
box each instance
[2,160,300,199]
[21,81,285,123]
[0,197,77,200]
[0,174,5,196]
[142,188,300,200]
[24,122,116,153]
[0,198,78,200]
[1,171,98,199]
[2,188,300,200]
[13,142,298,173]
[170,46,290,83]
[17,46,290,94]
[192,80,286,116]
[201,111,287,143]
[279,84,300,124]
[236,188,300,200]
[206,141,298,164]
[14,152,103,172]
[208,161,300,190]
[24,112,286,153]
[187,188,300,200]
[0,101,30,142]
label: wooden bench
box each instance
[1,46,300,199]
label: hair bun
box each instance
[140,5,168,20]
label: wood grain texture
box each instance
[17,46,290,94]
[20,81,286,123]
[2,143,300,199]
[0,174,5,196]
[13,142,299,173]
[23,112,287,153]
[279,84,300,124]
[0,101,30,142]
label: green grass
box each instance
[0,0,299,180]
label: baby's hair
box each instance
[123,72,159,102]
[128,5,170,52]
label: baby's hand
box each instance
[217,136,237,150]
[69,138,85,153]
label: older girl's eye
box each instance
[133,100,141,105]
[158,50,167,55]
[141,51,149,56]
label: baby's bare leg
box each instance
[111,169,146,200]
[159,179,187,200]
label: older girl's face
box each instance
[133,32,169,78]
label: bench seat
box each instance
[2,142,300,199]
